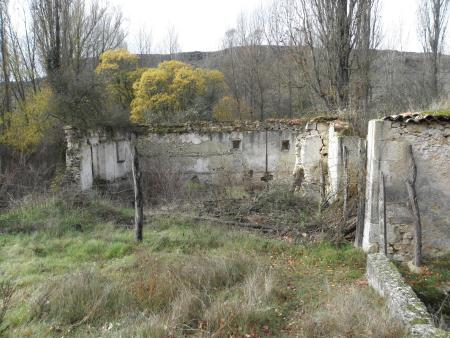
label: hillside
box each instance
[138,47,450,116]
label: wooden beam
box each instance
[131,142,144,242]
[355,139,367,248]
[319,159,326,213]
[343,145,349,222]
[379,171,387,255]
[405,145,422,267]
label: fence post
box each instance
[319,159,326,213]
[378,171,387,255]
[355,139,367,248]
[131,136,144,242]
[343,146,349,222]
[405,145,422,267]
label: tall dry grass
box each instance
[295,286,407,338]
[31,252,276,337]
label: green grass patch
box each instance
[0,195,406,337]
[422,109,450,117]
[398,255,450,329]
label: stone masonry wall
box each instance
[137,125,301,185]
[363,119,450,260]
[293,119,363,202]
[293,121,330,199]
[367,253,447,337]
[66,122,304,190]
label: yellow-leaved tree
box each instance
[96,49,143,111]
[1,88,53,153]
[131,61,226,123]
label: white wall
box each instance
[79,132,132,190]
[137,129,299,184]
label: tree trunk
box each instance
[0,5,11,118]
[336,0,351,110]
[131,143,144,242]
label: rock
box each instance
[407,261,425,274]
[368,243,379,254]
[405,232,414,240]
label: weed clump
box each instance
[295,287,407,337]
[31,269,130,326]
[30,253,276,337]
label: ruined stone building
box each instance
[65,114,450,262]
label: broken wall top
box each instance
[383,112,450,125]
[133,119,308,135]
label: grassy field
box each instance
[0,193,406,337]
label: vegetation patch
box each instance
[397,256,450,330]
[0,195,407,337]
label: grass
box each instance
[422,99,450,117]
[397,256,450,330]
[425,109,450,117]
[0,193,407,337]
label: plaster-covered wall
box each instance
[89,134,132,183]
[137,128,300,184]
[65,128,132,191]
[363,118,450,260]
[65,123,303,190]
[327,124,362,202]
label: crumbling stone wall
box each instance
[137,122,302,185]
[363,117,450,260]
[64,127,131,191]
[293,119,363,202]
[327,123,362,202]
[293,121,330,199]
[66,121,303,190]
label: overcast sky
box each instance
[11,0,428,53]
[107,0,424,53]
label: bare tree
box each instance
[30,0,126,127]
[164,25,181,58]
[8,7,41,103]
[0,0,11,122]
[221,29,243,119]
[234,11,270,121]
[265,1,310,117]
[353,0,381,111]
[31,0,126,80]
[418,0,450,100]
[280,0,381,113]
[136,26,153,55]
